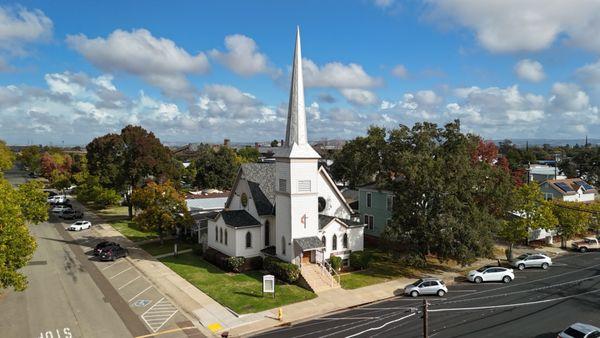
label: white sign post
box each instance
[263,274,275,298]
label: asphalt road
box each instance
[0,168,202,338]
[255,252,600,338]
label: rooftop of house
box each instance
[318,214,364,229]
[220,210,262,228]
[543,178,597,195]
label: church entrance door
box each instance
[301,251,311,264]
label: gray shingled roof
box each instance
[319,214,365,230]
[294,236,325,251]
[241,163,275,215]
[220,210,261,228]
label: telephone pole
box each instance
[423,299,429,338]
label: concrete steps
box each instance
[300,263,340,294]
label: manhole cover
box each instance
[133,299,151,307]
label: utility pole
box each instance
[423,299,429,338]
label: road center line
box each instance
[345,313,417,338]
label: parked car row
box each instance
[404,252,554,297]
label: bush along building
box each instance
[206,28,365,293]
[357,183,394,242]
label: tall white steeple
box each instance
[277,27,320,159]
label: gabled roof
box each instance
[543,178,597,195]
[219,210,261,228]
[294,236,325,251]
[318,166,354,216]
[225,163,276,215]
[319,214,365,230]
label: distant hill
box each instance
[491,139,600,148]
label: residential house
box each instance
[358,183,394,240]
[540,178,597,202]
[528,164,566,183]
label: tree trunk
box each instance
[127,181,134,219]
[507,243,514,261]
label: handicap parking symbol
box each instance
[133,299,151,307]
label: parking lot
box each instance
[52,211,203,338]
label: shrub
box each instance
[329,256,342,271]
[227,256,246,273]
[203,248,229,271]
[192,244,203,256]
[350,251,373,270]
[248,256,263,270]
[263,256,300,283]
[399,254,427,268]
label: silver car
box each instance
[558,323,600,338]
[511,253,552,270]
[404,278,448,297]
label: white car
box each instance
[67,221,91,231]
[48,195,67,204]
[51,205,71,214]
[558,323,600,338]
[467,266,514,283]
[511,253,552,270]
[403,278,448,297]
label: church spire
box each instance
[285,26,308,147]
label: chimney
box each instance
[223,139,230,147]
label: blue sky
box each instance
[1,0,600,145]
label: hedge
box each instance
[330,256,342,271]
[349,251,373,270]
[263,256,300,283]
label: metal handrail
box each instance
[320,260,341,286]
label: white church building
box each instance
[207,28,365,270]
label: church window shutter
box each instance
[298,180,311,192]
[279,179,287,192]
[332,234,337,251]
[246,231,252,248]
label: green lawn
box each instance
[340,248,460,290]
[110,220,157,242]
[140,239,194,256]
[160,253,316,314]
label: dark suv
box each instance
[93,241,119,256]
[99,245,128,261]
[60,209,83,220]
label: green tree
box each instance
[0,140,14,171]
[330,126,387,188]
[237,146,260,163]
[76,175,121,208]
[552,201,591,248]
[500,183,558,259]
[384,121,514,265]
[0,177,48,291]
[18,146,41,173]
[270,139,279,147]
[87,125,177,218]
[131,181,191,244]
[193,145,239,189]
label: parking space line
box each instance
[118,276,141,290]
[102,260,125,270]
[129,286,153,302]
[109,267,133,279]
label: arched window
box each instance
[342,233,348,249]
[332,234,337,251]
[321,236,326,248]
[224,230,228,245]
[219,228,223,243]
[265,221,270,246]
[281,236,286,255]
[215,226,218,242]
[246,231,252,248]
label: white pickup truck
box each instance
[572,237,600,253]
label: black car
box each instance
[93,241,120,256]
[61,209,83,220]
[99,245,128,261]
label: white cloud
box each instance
[66,29,209,100]
[426,0,600,53]
[576,59,600,90]
[0,6,52,45]
[514,59,545,82]
[340,89,378,106]
[303,58,382,89]
[391,64,408,78]
[210,34,275,76]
